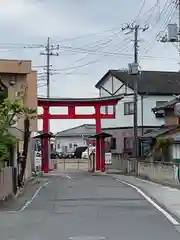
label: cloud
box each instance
[0,0,110,39]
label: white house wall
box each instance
[56,136,87,152]
[142,95,174,126]
[99,76,175,128]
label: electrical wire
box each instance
[51,26,124,44]
[133,0,146,23]
[141,0,176,54]
[39,30,132,78]
[144,0,160,24]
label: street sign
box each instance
[105,153,112,165]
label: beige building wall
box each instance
[25,71,38,131]
[164,109,178,126]
[0,59,31,74]
[0,60,37,180]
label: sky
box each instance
[0,0,179,133]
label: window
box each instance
[69,143,72,149]
[103,105,116,114]
[124,137,133,149]
[110,137,116,150]
[113,105,116,115]
[124,102,134,115]
[57,143,60,149]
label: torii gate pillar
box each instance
[95,105,101,170]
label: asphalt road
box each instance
[0,171,180,240]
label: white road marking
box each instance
[19,181,52,212]
[65,175,72,180]
[116,178,179,225]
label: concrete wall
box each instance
[0,167,13,201]
[108,156,180,186]
[137,161,179,185]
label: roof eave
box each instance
[95,70,112,89]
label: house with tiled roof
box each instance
[140,97,180,162]
[95,69,180,155]
[55,124,96,152]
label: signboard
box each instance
[35,151,42,170]
[105,153,112,165]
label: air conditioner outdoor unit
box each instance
[128,63,139,75]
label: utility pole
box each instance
[40,37,59,98]
[178,0,180,54]
[122,23,149,173]
[47,37,50,98]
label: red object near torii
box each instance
[38,95,123,173]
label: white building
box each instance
[95,69,180,154]
[55,124,96,153]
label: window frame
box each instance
[124,102,134,115]
[110,137,116,150]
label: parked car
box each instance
[58,152,63,159]
[82,146,95,159]
[50,152,60,159]
[74,146,88,158]
[56,151,63,159]
[66,148,76,158]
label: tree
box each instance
[15,85,37,186]
[0,99,24,168]
[153,137,173,162]
[0,98,36,187]
[18,108,36,185]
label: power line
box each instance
[51,26,123,44]
[133,0,146,23]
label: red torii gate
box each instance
[38,95,123,173]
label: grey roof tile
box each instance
[55,124,96,137]
[95,70,180,95]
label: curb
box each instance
[103,170,180,190]
[14,174,43,199]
